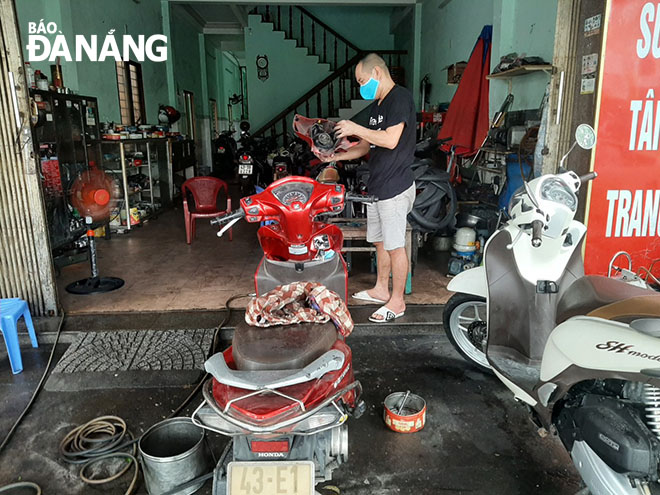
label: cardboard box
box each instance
[447,62,468,84]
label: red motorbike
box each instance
[192,176,375,495]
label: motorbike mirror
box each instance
[558,123,596,171]
[575,123,596,150]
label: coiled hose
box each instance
[407,159,457,233]
[56,293,246,494]
[0,482,41,494]
[60,415,139,494]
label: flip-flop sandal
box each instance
[369,305,405,323]
[352,290,387,304]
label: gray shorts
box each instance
[367,183,415,251]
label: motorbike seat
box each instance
[556,275,654,324]
[586,295,660,323]
[232,320,338,372]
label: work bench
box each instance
[328,217,413,294]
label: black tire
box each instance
[443,292,492,374]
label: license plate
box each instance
[238,164,253,175]
[227,461,314,495]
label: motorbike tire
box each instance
[443,293,492,374]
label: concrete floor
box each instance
[57,207,453,314]
[0,309,582,494]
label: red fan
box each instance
[66,169,124,294]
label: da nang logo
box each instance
[26,20,168,62]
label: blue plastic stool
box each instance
[0,298,38,374]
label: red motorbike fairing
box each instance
[240,176,346,262]
[211,342,357,425]
[292,115,361,159]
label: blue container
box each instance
[499,154,533,210]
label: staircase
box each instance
[250,6,407,144]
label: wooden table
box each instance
[328,217,413,294]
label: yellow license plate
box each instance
[227,461,314,495]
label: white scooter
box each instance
[444,124,660,494]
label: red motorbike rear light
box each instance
[218,146,225,151]
[250,440,290,453]
[242,155,249,160]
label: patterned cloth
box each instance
[245,282,354,336]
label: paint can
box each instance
[383,391,427,434]
[138,417,211,495]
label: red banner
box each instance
[585,0,660,275]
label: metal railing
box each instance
[252,50,407,145]
[252,6,360,72]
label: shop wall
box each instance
[490,0,558,111]
[392,9,415,94]
[15,0,76,87]
[170,4,205,124]
[70,0,168,123]
[245,14,330,131]
[420,0,494,109]
[206,46,220,119]
[419,0,557,114]
[304,6,395,51]
[16,0,169,124]
[221,52,243,121]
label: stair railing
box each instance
[251,6,360,71]
[253,50,407,145]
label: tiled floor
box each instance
[57,206,453,314]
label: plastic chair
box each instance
[0,298,38,374]
[182,177,232,244]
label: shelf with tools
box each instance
[88,139,171,232]
[486,64,554,93]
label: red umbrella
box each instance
[439,25,492,157]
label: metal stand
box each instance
[65,218,124,294]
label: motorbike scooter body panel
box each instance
[507,221,586,286]
[484,229,585,365]
[541,316,660,381]
[255,253,348,301]
[446,265,487,298]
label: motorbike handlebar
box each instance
[345,192,378,204]
[531,220,544,248]
[579,171,598,184]
[210,209,245,226]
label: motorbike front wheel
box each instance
[443,293,492,374]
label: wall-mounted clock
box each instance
[256,55,269,81]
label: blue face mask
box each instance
[360,76,380,100]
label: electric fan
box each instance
[65,168,125,294]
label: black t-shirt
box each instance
[366,85,416,200]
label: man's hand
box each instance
[334,120,363,139]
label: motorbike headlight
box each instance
[540,178,577,211]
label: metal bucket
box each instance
[138,417,211,495]
[383,392,427,434]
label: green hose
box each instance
[0,481,41,494]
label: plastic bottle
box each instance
[25,62,35,89]
[35,70,49,91]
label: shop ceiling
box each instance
[176,1,414,57]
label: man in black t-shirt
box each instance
[314,53,416,323]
